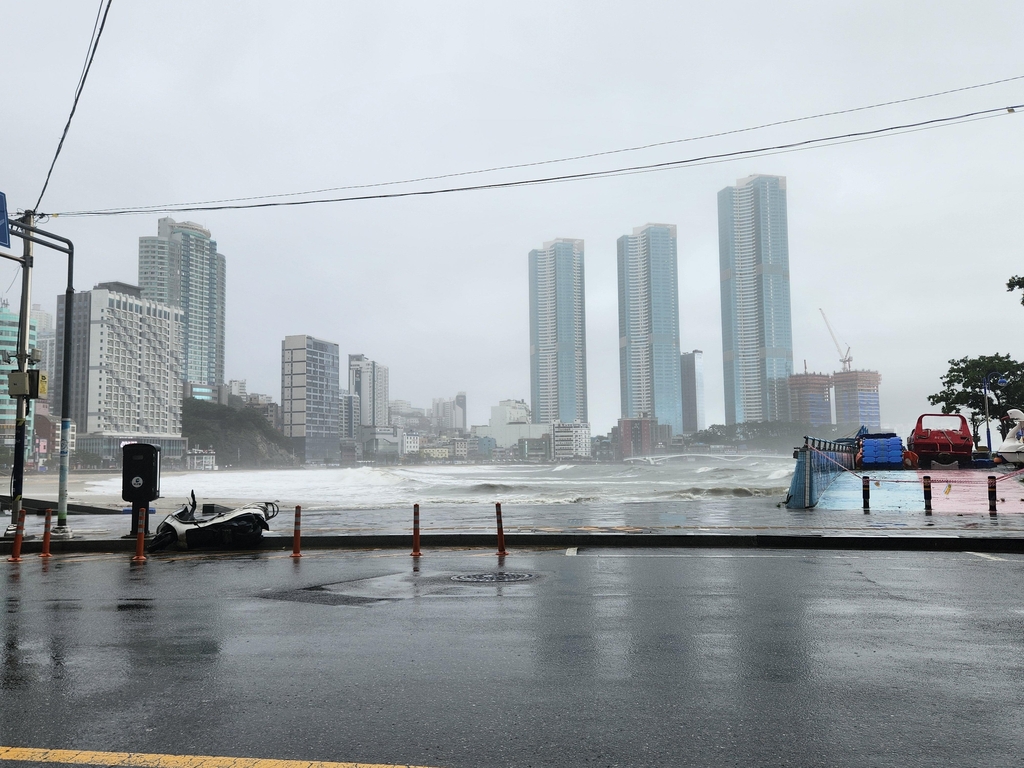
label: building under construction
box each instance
[833,370,881,430]
[789,372,833,427]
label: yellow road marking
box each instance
[0,747,439,768]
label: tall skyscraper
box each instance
[718,175,794,425]
[529,238,588,425]
[348,354,389,427]
[281,335,340,462]
[139,217,226,386]
[617,224,682,436]
[53,282,186,460]
[681,350,706,434]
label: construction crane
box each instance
[819,308,852,372]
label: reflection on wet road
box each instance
[2,548,1024,767]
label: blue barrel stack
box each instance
[861,435,904,470]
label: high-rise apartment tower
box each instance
[681,350,706,434]
[348,354,389,427]
[617,224,683,436]
[139,217,226,386]
[718,175,794,425]
[529,238,588,425]
[281,335,340,462]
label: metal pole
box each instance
[6,211,33,538]
[984,377,992,452]
[54,242,74,537]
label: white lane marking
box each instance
[966,551,1008,561]
[565,547,578,556]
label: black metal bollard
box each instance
[923,475,932,515]
[988,476,997,515]
[862,475,870,513]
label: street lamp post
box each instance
[983,371,1008,453]
[3,215,75,537]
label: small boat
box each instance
[994,409,1024,465]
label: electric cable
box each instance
[48,72,1024,215]
[34,0,113,212]
[44,103,1022,218]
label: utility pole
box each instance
[5,210,33,537]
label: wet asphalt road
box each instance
[2,547,1024,768]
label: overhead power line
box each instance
[34,0,113,211]
[46,103,1021,218]
[49,72,1024,216]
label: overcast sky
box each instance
[3,1,1023,435]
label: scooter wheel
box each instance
[146,529,177,553]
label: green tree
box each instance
[927,354,1024,446]
[1008,275,1024,305]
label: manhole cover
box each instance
[452,572,535,584]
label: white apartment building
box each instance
[550,421,592,461]
[52,282,186,459]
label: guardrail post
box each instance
[7,509,26,562]
[291,505,302,558]
[411,503,421,557]
[862,475,870,513]
[803,440,812,509]
[40,508,53,557]
[923,476,932,515]
[988,476,997,515]
[495,502,508,557]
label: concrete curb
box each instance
[3,532,1024,555]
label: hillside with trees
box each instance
[182,398,299,468]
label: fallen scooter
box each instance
[147,491,280,553]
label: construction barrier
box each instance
[131,506,147,563]
[7,509,26,563]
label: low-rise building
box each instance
[473,399,550,448]
[550,421,591,461]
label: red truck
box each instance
[907,413,974,469]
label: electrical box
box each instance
[7,370,48,398]
[122,443,161,503]
[8,372,29,396]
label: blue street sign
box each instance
[0,192,9,249]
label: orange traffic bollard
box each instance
[40,508,53,558]
[7,509,26,563]
[411,503,421,557]
[495,502,508,557]
[291,505,302,558]
[131,505,147,563]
